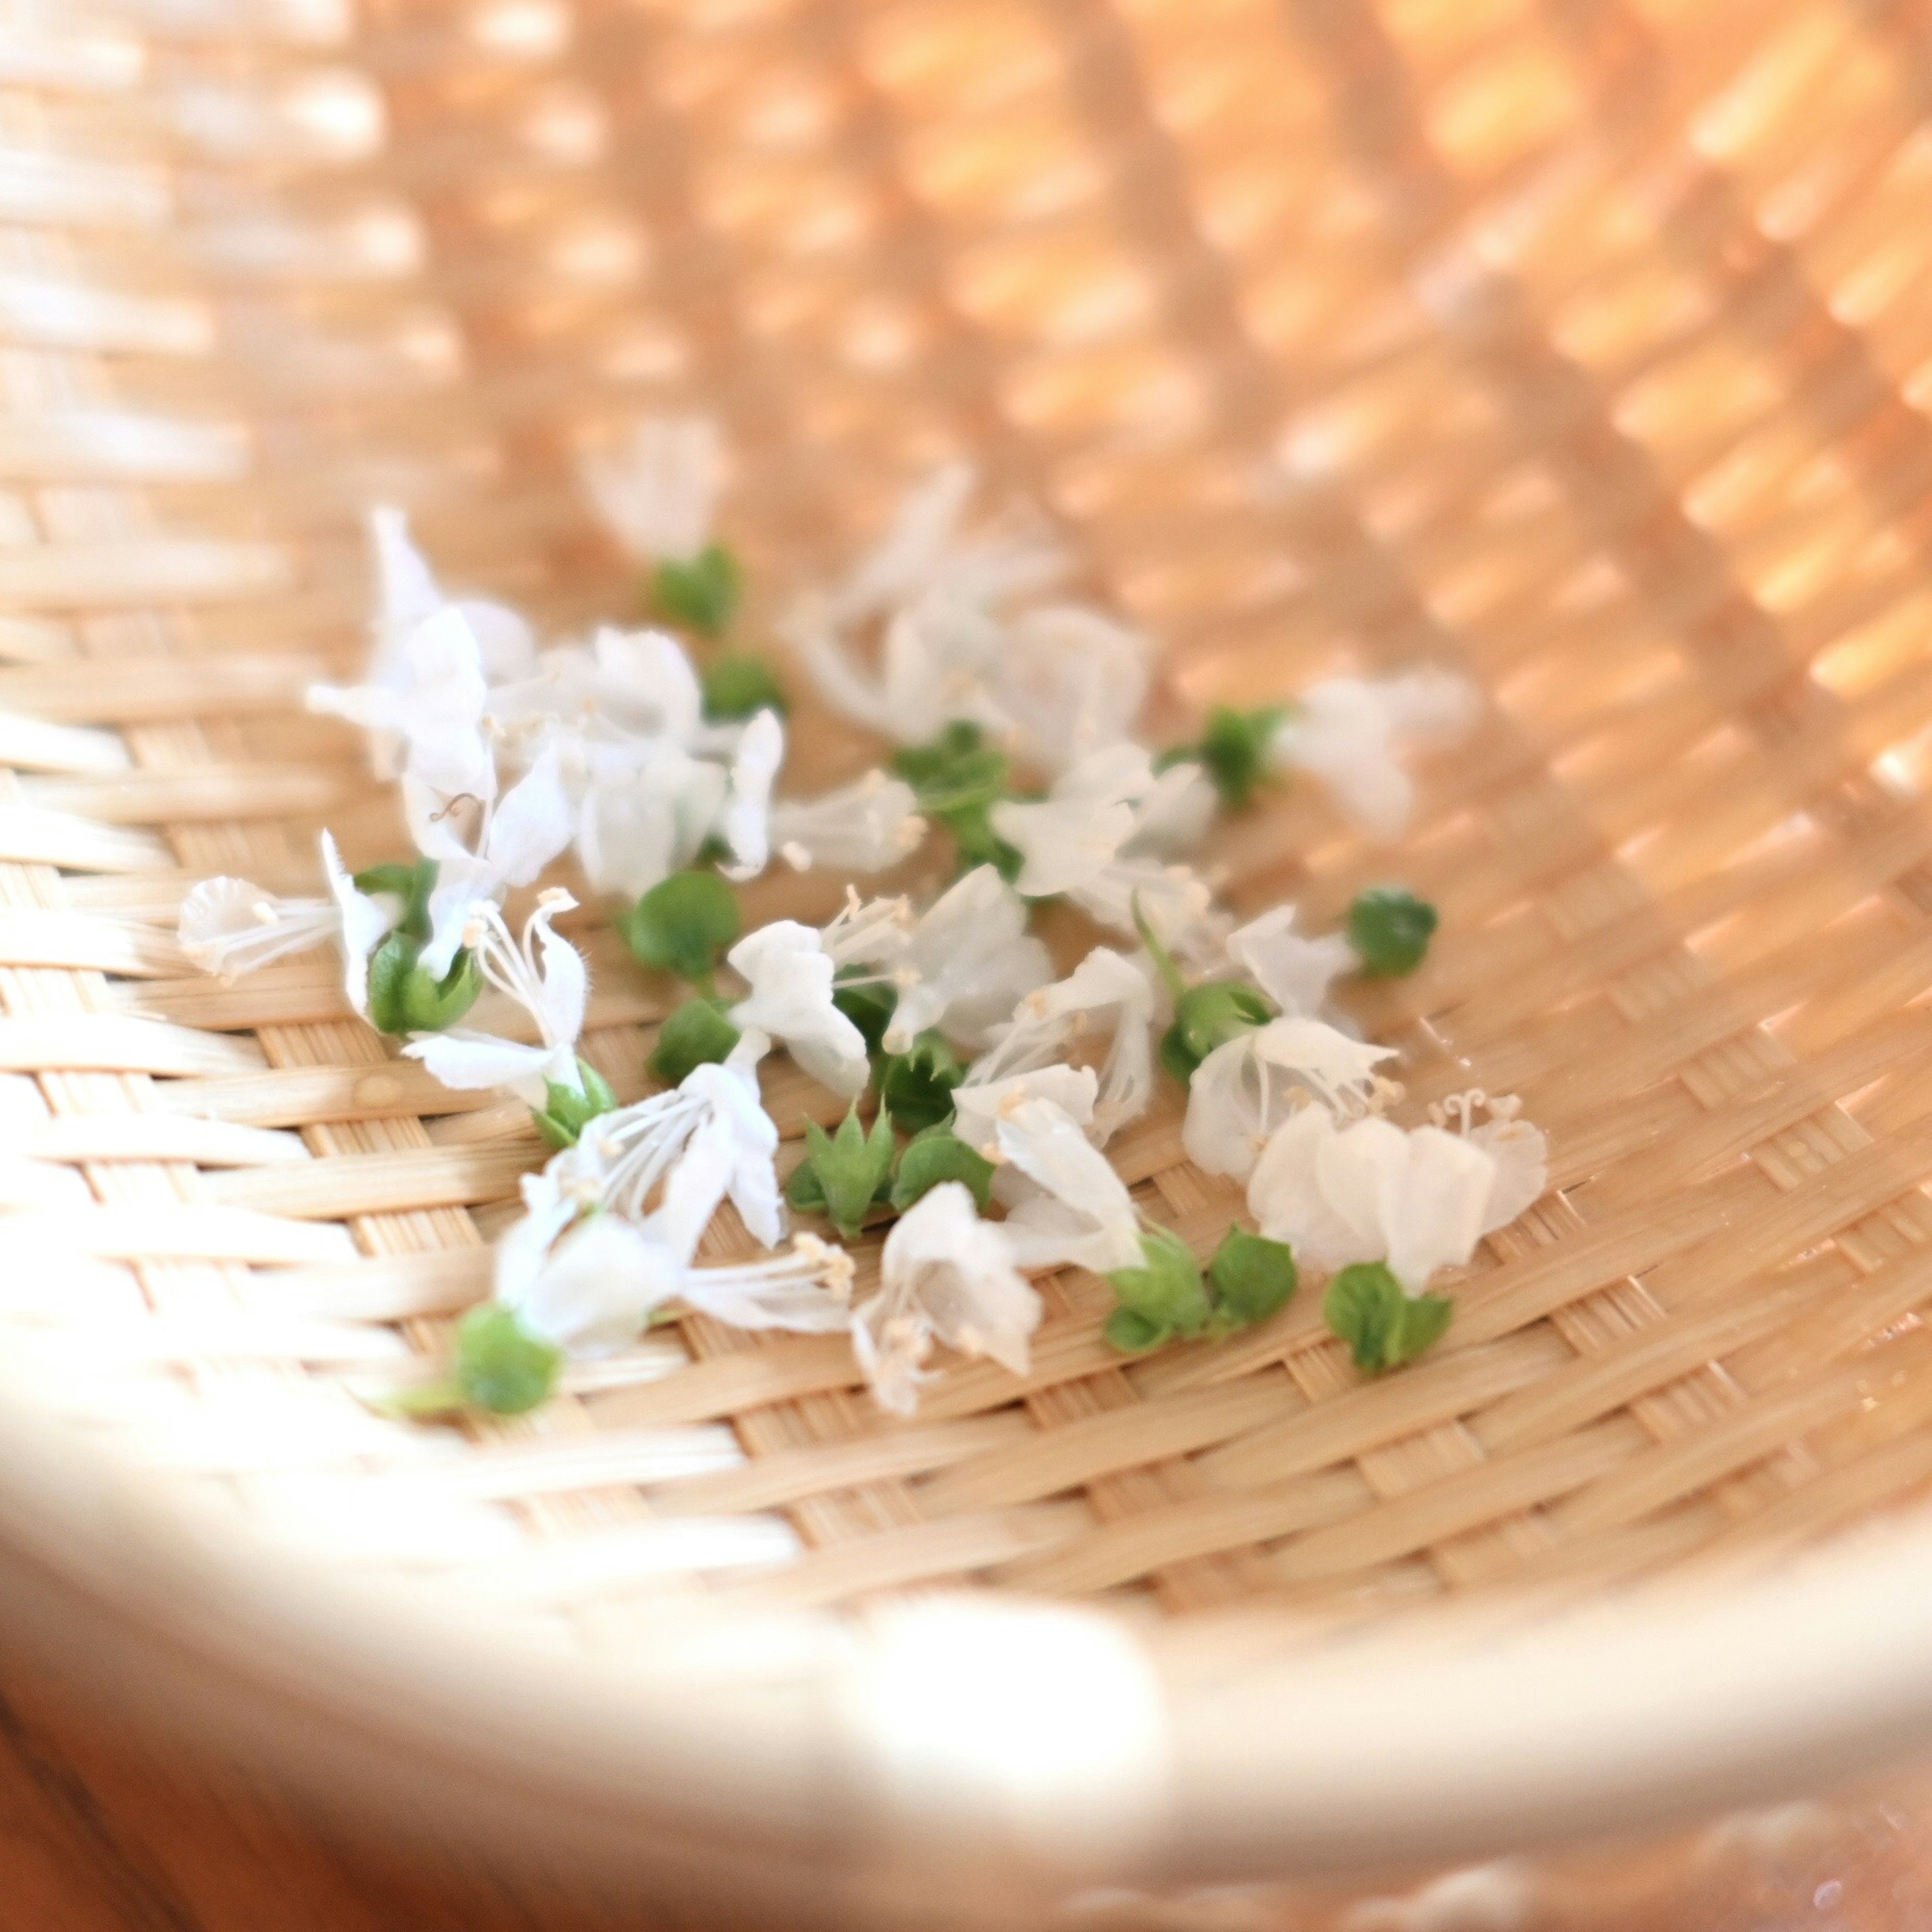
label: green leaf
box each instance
[352,857,437,941]
[532,1059,618,1150]
[890,1123,995,1214]
[1163,980,1273,1081]
[1103,1307,1171,1354]
[832,979,897,1056]
[1347,887,1438,978]
[702,652,787,722]
[648,997,741,1085]
[878,1030,964,1136]
[1324,1262,1453,1374]
[1208,1227,1299,1328]
[1105,1228,1212,1342]
[364,931,482,1036]
[454,1306,562,1415]
[622,870,742,985]
[798,1105,898,1240]
[651,542,743,637]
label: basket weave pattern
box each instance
[9,0,1932,1643]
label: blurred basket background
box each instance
[15,0,1932,1923]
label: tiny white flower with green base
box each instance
[497,1211,853,1357]
[967,948,1160,1143]
[853,1181,1040,1415]
[1184,1016,1399,1184]
[1269,668,1478,842]
[769,770,927,875]
[880,864,1052,1054]
[408,745,575,978]
[405,889,586,1107]
[178,831,399,1019]
[578,416,722,565]
[990,743,1217,947]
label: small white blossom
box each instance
[1184,1017,1398,1184]
[491,625,705,748]
[1223,904,1356,1019]
[853,1182,1041,1415]
[880,865,1052,1055]
[577,416,722,565]
[178,832,398,1018]
[769,771,927,875]
[408,746,574,978]
[967,948,1160,1143]
[1270,669,1478,842]
[563,1035,782,1259]
[498,1212,851,1357]
[309,604,497,804]
[717,706,785,882]
[990,743,1217,946]
[993,605,1150,776]
[404,890,586,1107]
[1432,1090,1549,1234]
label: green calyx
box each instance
[1104,1225,1299,1354]
[649,996,742,1085]
[352,856,438,939]
[788,1104,898,1240]
[833,978,898,1057]
[890,1121,995,1215]
[892,723,1025,880]
[454,1305,562,1415]
[1158,704,1288,810]
[1324,1262,1452,1374]
[364,931,482,1036]
[701,652,787,722]
[1347,886,1438,978]
[622,869,742,989]
[1135,891,1272,1084]
[651,542,743,638]
[532,1060,618,1151]
[878,1030,964,1136]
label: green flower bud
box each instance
[1324,1262,1452,1374]
[794,1105,897,1241]
[1103,1227,1212,1353]
[890,1122,995,1214]
[832,979,897,1056]
[352,855,438,940]
[651,542,743,637]
[1206,1227,1298,1329]
[648,996,741,1085]
[701,653,787,722]
[1103,1307,1169,1353]
[364,930,482,1036]
[1347,887,1438,978]
[1157,704,1287,810]
[622,869,742,986]
[1159,979,1273,1083]
[454,1305,561,1415]
[532,1060,618,1151]
[878,1030,964,1136]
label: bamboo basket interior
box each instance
[12,0,1932,1774]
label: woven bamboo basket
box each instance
[15,0,1932,1921]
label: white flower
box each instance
[976,1082,1144,1275]
[1223,904,1356,1018]
[310,604,498,806]
[490,625,705,748]
[716,706,785,883]
[1433,1090,1549,1234]
[966,947,1160,1143]
[1247,1107,1497,1294]
[404,890,586,1106]
[178,832,398,1018]
[880,865,1052,1054]
[567,737,728,900]
[990,743,1217,946]
[564,1035,783,1258]
[1184,1017,1398,1183]
[727,920,874,1100]
[769,771,927,875]
[498,1213,851,1357]
[1270,669,1478,842]
[408,746,574,977]
[853,1182,1041,1415]
[994,605,1151,776]
[577,416,722,565]
[952,1063,1099,1157]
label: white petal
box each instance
[485,746,574,887]
[994,1096,1142,1273]
[529,907,588,1053]
[1382,1125,1494,1294]
[1474,1116,1549,1234]
[405,1031,555,1104]
[681,1267,850,1334]
[511,1216,684,1354]
[990,794,1136,900]
[719,707,784,882]
[953,1064,1098,1154]
[320,830,398,1018]
[1183,1034,1267,1183]
[881,1183,1039,1377]
[1227,905,1355,1017]
[579,416,722,564]
[1253,1016,1397,1114]
[996,605,1149,775]
[1247,1107,1384,1270]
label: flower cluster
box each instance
[178,427,1538,1425]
